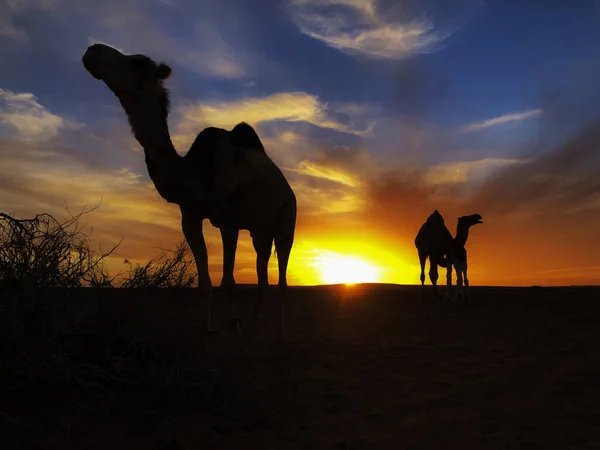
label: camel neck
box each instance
[455,225,470,247]
[120,96,193,205]
[123,97,181,169]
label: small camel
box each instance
[82,44,296,340]
[414,210,455,300]
[451,214,483,300]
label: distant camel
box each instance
[415,210,454,300]
[82,44,296,341]
[451,214,483,300]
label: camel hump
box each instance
[188,127,221,161]
[231,122,265,152]
[186,126,222,174]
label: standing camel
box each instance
[451,214,483,300]
[82,44,296,340]
[414,210,454,300]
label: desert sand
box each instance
[2,284,600,449]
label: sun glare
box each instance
[312,251,382,285]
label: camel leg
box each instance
[181,209,213,330]
[246,232,274,346]
[274,229,294,342]
[220,227,239,330]
[463,257,470,300]
[418,250,427,300]
[454,262,463,301]
[443,260,453,301]
[428,256,440,298]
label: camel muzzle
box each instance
[83,44,125,80]
[82,49,103,80]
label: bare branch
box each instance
[0,207,119,288]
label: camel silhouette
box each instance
[414,210,454,300]
[82,44,296,341]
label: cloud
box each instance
[465,117,600,217]
[177,92,328,130]
[173,92,374,149]
[460,109,542,133]
[423,158,529,185]
[292,181,365,215]
[355,114,600,226]
[0,88,80,141]
[288,0,459,59]
[0,140,178,229]
[292,160,362,187]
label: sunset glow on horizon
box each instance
[1,1,599,287]
[312,251,383,285]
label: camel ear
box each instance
[156,63,172,80]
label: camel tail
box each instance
[438,256,448,268]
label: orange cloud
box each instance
[172,92,372,154]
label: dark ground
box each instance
[1,284,599,449]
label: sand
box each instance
[2,284,600,449]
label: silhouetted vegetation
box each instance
[120,241,196,289]
[0,207,197,289]
[0,206,119,289]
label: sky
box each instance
[1,0,600,286]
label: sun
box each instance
[312,250,382,285]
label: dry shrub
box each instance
[0,205,119,288]
[119,240,197,289]
[0,206,198,289]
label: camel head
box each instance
[82,44,172,114]
[457,213,483,229]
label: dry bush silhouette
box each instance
[0,206,119,289]
[0,207,199,289]
[119,240,197,289]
